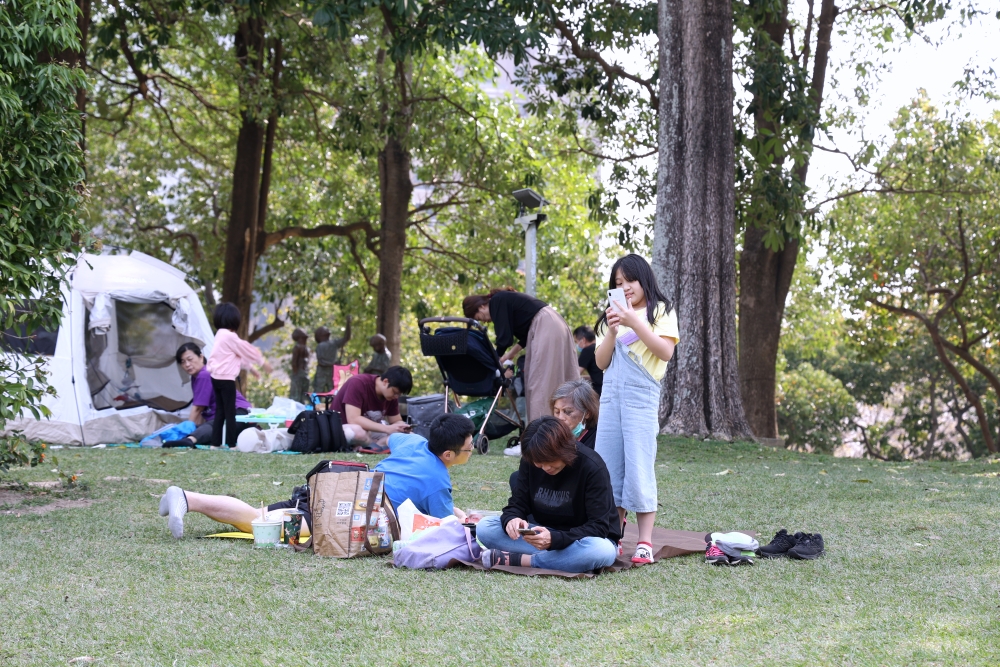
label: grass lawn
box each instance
[2,436,999,666]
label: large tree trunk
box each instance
[652,0,752,439]
[738,234,798,437]
[375,134,412,362]
[220,18,267,335]
[221,114,266,334]
[737,0,838,437]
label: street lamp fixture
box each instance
[512,188,547,296]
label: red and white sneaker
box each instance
[705,543,730,566]
[631,542,654,565]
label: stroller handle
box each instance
[418,316,484,331]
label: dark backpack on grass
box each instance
[287,410,350,453]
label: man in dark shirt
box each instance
[330,366,412,450]
[573,325,603,396]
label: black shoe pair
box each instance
[758,529,825,560]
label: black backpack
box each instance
[287,410,350,453]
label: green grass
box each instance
[2,438,999,666]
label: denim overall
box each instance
[594,336,661,513]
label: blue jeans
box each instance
[475,516,618,573]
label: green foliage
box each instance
[824,94,1000,457]
[0,0,87,425]
[0,433,48,474]
[732,0,816,252]
[243,372,289,409]
[87,10,603,398]
[777,362,857,453]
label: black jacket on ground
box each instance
[502,443,621,551]
[489,291,546,357]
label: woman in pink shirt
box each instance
[206,303,272,446]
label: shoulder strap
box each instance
[362,472,400,556]
[326,411,349,452]
[315,410,332,452]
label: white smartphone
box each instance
[607,288,627,313]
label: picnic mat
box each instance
[449,523,756,579]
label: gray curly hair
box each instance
[549,379,599,430]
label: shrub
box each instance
[777,363,857,453]
[0,433,48,474]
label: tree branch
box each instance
[248,316,285,343]
[136,225,202,262]
[262,220,376,251]
[549,16,658,108]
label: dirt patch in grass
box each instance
[0,490,98,516]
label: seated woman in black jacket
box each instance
[478,417,621,572]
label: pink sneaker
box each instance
[705,543,729,565]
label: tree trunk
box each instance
[738,234,798,437]
[221,114,266,334]
[220,18,267,335]
[652,0,752,439]
[737,0,838,437]
[376,134,412,362]
[928,330,995,454]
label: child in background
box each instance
[206,303,272,447]
[288,328,310,403]
[593,254,679,565]
[363,333,392,375]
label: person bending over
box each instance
[330,366,413,452]
[158,413,476,538]
[477,416,621,573]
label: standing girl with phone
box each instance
[593,254,679,565]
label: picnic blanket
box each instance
[450,523,756,579]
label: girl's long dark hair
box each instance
[595,254,671,334]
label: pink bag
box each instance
[393,518,481,569]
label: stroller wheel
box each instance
[474,433,489,455]
[506,436,519,450]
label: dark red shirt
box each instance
[330,373,399,427]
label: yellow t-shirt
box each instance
[597,304,679,382]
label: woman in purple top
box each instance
[165,343,254,447]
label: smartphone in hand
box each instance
[518,527,537,536]
[607,288,627,313]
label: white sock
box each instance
[161,486,188,538]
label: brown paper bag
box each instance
[307,470,398,558]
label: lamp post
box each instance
[512,188,547,296]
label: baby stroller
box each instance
[419,317,525,454]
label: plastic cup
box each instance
[282,509,305,546]
[251,517,282,548]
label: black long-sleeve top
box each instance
[501,443,622,551]
[489,291,546,357]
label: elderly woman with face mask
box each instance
[508,379,600,494]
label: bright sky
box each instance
[810,12,999,204]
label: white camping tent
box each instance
[2,251,216,445]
